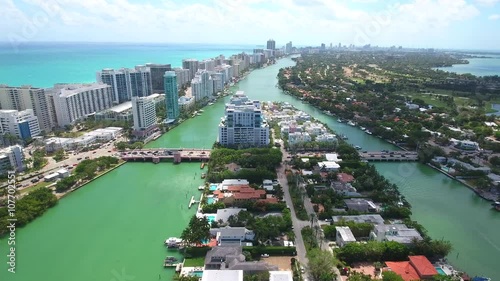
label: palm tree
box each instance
[310,213,316,228]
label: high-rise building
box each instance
[131,95,157,138]
[46,83,113,127]
[218,91,269,147]
[182,59,199,81]
[285,42,293,54]
[0,85,52,132]
[0,145,25,174]
[191,70,213,102]
[164,71,179,121]
[321,43,326,50]
[173,68,190,89]
[145,63,171,93]
[96,66,152,104]
[0,109,41,140]
[267,39,276,50]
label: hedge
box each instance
[184,246,211,258]
[243,246,297,257]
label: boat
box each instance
[492,201,500,211]
[340,134,348,140]
[347,121,355,126]
[365,130,373,135]
[208,102,214,106]
[200,162,205,169]
[201,173,206,179]
[198,185,205,190]
[165,256,178,263]
[355,145,362,150]
[165,237,183,248]
[472,277,491,281]
[337,119,343,123]
[360,127,366,131]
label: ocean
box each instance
[435,54,500,77]
[0,42,253,88]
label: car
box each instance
[301,266,305,273]
[381,155,386,158]
[85,156,90,159]
[93,151,97,154]
[108,150,111,153]
[73,163,78,166]
[261,254,269,258]
[77,158,82,160]
[31,178,39,183]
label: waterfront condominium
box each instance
[131,95,157,138]
[172,68,190,89]
[0,145,24,174]
[0,85,52,132]
[45,83,113,127]
[182,59,199,81]
[0,109,41,140]
[267,39,276,50]
[146,63,172,93]
[164,71,180,121]
[218,91,270,147]
[191,70,214,102]
[96,66,152,104]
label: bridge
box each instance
[358,151,419,162]
[120,148,211,163]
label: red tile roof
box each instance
[337,173,355,183]
[409,255,438,277]
[385,262,420,281]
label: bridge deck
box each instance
[359,151,418,162]
[120,148,211,162]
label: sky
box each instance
[1,0,499,50]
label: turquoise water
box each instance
[207,197,216,204]
[209,184,218,191]
[0,42,252,87]
[207,215,216,224]
[435,54,500,76]
[190,271,203,277]
[435,267,446,275]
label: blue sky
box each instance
[1,0,499,50]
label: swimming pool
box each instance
[207,197,216,204]
[206,215,216,224]
[190,270,203,277]
[435,267,446,275]
[209,184,218,191]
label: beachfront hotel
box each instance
[218,91,270,147]
[96,65,153,104]
[131,95,157,138]
[0,85,52,132]
[164,71,180,121]
[45,83,114,127]
[0,109,41,140]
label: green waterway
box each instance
[1,57,499,280]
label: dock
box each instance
[188,196,195,208]
[359,151,419,162]
[200,162,205,169]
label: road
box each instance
[277,141,341,281]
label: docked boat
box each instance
[355,145,362,150]
[165,237,183,248]
[201,173,207,179]
[365,130,373,135]
[360,127,366,131]
[165,256,178,262]
[337,119,343,123]
[347,121,355,126]
[208,102,214,106]
[198,185,205,190]
[492,201,500,211]
[340,134,348,140]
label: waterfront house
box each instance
[317,161,340,172]
[202,270,243,281]
[335,226,356,247]
[385,255,438,281]
[204,246,278,273]
[213,185,278,206]
[270,271,293,281]
[216,208,246,223]
[344,198,379,213]
[370,224,423,245]
[331,215,385,225]
[209,226,255,245]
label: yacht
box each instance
[355,145,362,150]
[347,121,356,126]
[165,237,182,248]
[492,202,500,211]
[337,118,343,123]
[365,130,373,135]
[360,127,366,131]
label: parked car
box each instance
[261,254,269,258]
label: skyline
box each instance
[1,0,499,50]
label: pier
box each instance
[120,148,211,163]
[359,151,418,162]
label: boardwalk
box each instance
[120,148,211,163]
[359,151,419,162]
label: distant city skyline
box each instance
[1,0,500,50]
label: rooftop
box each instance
[201,270,243,281]
[332,215,385,225]
[269,271,293,281]
[336,226,356,242]
[385,261,420,281]
[409,255,438,277]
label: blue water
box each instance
[209,184,218,191]
[207,197,216,204]
[190,271,203,277]
[435,54,500,77]
[0,42,253,87]
[207,215,216,223]
[435,267,446,275]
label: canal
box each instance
[1,57,499,281]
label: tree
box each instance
[382,271,405,281]
[181,215,210,246]
[53,149,65,162]
[348,272,373,281]
[307,249,337,281]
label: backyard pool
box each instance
[209,184,218,191]
[207,197,216,204]
[435,267,446,275]
[206,215,216,224]
[190,271,203,277]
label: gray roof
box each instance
[374,224,423,244]
[210,226,252,237]
[332,215,385,225]
[344,198,377,212]
[228,261,279,272]
[204,246,244,266]
[216,208,246,223]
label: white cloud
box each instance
[0,0,486,47]
[489,14,500,20]
[475,0,499,6]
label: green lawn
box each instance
[183,257,205,267]
[20,181,50,195]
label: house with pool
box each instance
[209,226,255,246]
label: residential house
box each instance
[269,271,293,281]
[335,226,356,247]
[209,226,255,245]
[263,179,274,191]
[385,255,438,281]
[213,185,278,206]
[326,153,343,162]
[370,224,423,245]
[318,161,340,172]
[204,246,278,273]
[331,215,385,225]
[344,198,378,212]
[216,208,246,223]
